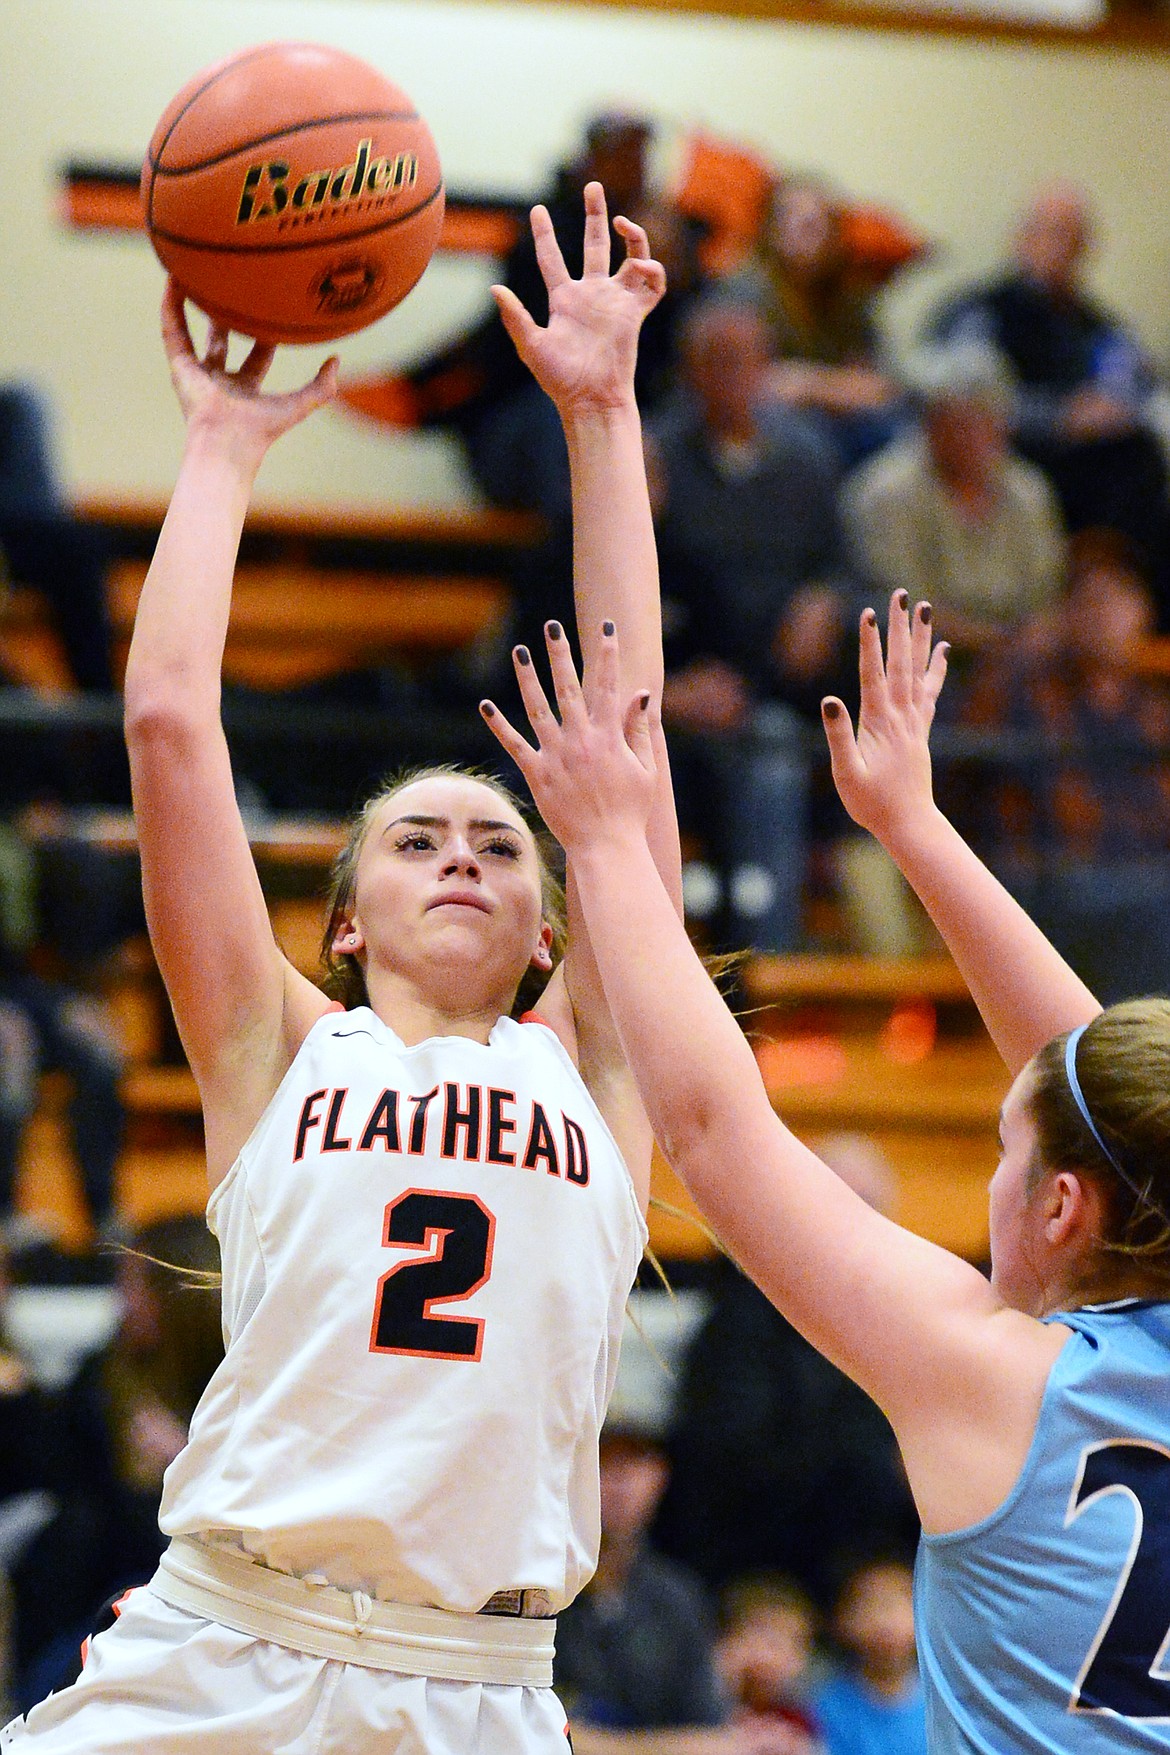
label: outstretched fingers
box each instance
[204,323,230,373]
[614,214,667,303]
[922,637,950,714]
[821,695,862,780]
[236,336,278,389]
[885,590,913,708]
[479,696,539,775]
[614,212,650,259]
[588,619,625,717]
[909,599,933,685]
[581,181,611,278]
[491,284,541,355]
[542,621,589,728]
[160,281,197,366]
[530,203,570,295]
[510,641,561,745]
[857,607,889,718]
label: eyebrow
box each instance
[383,814,524,836]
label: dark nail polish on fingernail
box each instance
[639,692,650,709]
[863,609,877,626]
[823,700,841,719]
[920,603,932,624]
[897,591,910,610]
[516,646,531,666]
[941,643,952,658]
[480,702,495,717]
[603,620,615,637]
[547,621,563,640]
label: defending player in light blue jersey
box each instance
[483,596,1170,1753]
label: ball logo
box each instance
[236,140,419,227]
[312,256,384,316]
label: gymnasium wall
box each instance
[4,0,1170,512]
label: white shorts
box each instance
[0,1586,572,1755]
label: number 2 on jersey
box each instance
[369,1189,496,1361]
[1069,1439,1170,1718]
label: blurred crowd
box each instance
[398,115,1170,995]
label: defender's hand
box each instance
[491,182,665,416]
[480,621,657,850]
[821,592,948,847]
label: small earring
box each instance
[347,933,359,948]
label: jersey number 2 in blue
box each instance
[369,1189,496,1361]
[1068,1440,1170,1718]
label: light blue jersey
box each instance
[915,1300,1170,1752]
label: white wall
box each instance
[4,0,1170,510]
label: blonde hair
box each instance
[1027,998,1170,1284]
[319,764,567,1020]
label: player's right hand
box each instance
[161,280,338,465]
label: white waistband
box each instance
[151,1538,555,1687]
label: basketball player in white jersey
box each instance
[1,184,680,1754]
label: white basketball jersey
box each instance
[160,1006,646,1614]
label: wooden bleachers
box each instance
[649,950,1004,1261]
[106,562,508,691]
[0,496,545,696]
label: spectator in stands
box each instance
[0,941,125,1246]
[954,527,1170,1002]
[652,298,856,949]
[929,183,1170,607]
[715,1574,823,1751]
[812,1556,926,1755]
[733,175,902,469]
[9,1216,222,1708]
[0,383,114,693]
[553,1414,728,1737]
[555,1417,800,1753]
[844,342,1064,661]
[655,1135,917,1603]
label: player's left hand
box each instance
[492,182,665,416]
[480,621,658,850]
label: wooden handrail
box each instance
[744,953,971,1005]
[74,493,544,551]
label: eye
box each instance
[394,831,436,853]
[483,837,522,860]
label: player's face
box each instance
[988,1065,1050,1313]
[349,775,550,1002]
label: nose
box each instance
[441,837,481,879]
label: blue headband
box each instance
[1063,1024,1170,1234]
[1064,1025,1129,1178]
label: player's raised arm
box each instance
[482,628,1066,1536]
[820,593,1099,1075]
[492,182,681,1197]
[123,285,338,1183]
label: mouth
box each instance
[427,892,492,915]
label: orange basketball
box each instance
[141,42,444,344]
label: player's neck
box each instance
[365,964,507,1048]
